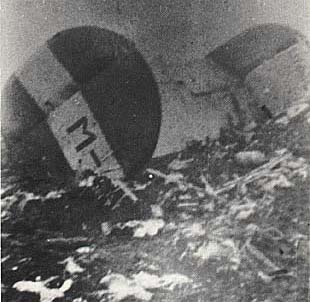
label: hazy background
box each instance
[1,0,310,87]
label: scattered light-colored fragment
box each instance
[177,202,199,208]
[193,239,240,270]
[76,246,93,254]
[201,201,215,212]
[100,273,153,301]
[275,115,289,125]
[100,271,193,301]
[59,279,73,292]
[181,222,206,238]
[1,255,10,263]
[22,192,42,201]
[193,241,222,261]
[164,222,177,231]
[261,174,293,191]
[235,151,266,166]
[275,148,288,156]
[101,222,113,236]
[1,210,8,219]
[144,263,160,272]
[18,257,31,264]
[164,173,184,184]
[258,271,273,283]
[13,279,73,302]
[147,169,184,185]
[263,87,270,94]
[168,158,193,171]
[178,194,192,200]
[72,298,87,302]
[45,190,65,199]
[243,121,257,132]
[179,212,193,221]
[79,176,96,187]
[229,202,256,221]
[306,112,310,124]
[287,103,309,119]
[222,239,241,270]
[119,219,165,238]
[133,219,165,238]
[245,241,280,271]
[200,175,218,198]
[245,223,260,236]
[132,272,161,289]
[215,153,291,195]
[111,179,138,202]
[261,227,284,240]
[0,185,14,197]
[151,205,163,218]
[286,157,306,170]
[133,272,192,291]
[133,183,149,191]
[197,191,205,198]
[1,195,18,214]
[59,257,85,274]
[235,208,255,221]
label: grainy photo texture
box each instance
[1,1,310,301]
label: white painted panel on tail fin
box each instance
[16,45,74,114]
[48,91,123,178]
